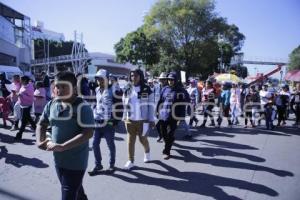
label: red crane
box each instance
[247,64,283,86]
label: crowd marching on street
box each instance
[1,69,300,200]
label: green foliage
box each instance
[289,45,300,70]
[114,27,160,66]
[230,65,248,79]
[34,39,76,59]
[115,0,245,79]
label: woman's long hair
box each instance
[129,69,146,86]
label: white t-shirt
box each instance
[230,88,240,104]
[128,86,142,121]
[259,90,270,105]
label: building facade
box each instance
[0,2,31,71]
[88,52,137,78]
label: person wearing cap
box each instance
[264,98,275,130]
[157,72,168,102]
[155,72,169,142]
[88,69,116,175]
[122,69,155,170]
[275,84,290,126]
[158,72,168,85]
[156,72,190,159]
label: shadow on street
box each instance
[0,146,49,168]
[111,160,279,200]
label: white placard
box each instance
[142,123,149,136]
[181,71,186,83]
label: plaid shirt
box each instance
[93,87,113,121]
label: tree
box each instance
[289,45,300,70]
[115,0,245,79]
[114,27,160,66]
[144,0,245,77]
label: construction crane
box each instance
[247,64,283,86]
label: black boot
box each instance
[209,120,215,126]
[14,132,22,141]
[200,120,207,128]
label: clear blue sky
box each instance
[2,0,300,76]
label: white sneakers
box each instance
[144,153,151,163]
[123,153,151,170]
[123,161,134,170]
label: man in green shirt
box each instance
[36,71,94,200]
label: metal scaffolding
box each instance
[71,31,89,74]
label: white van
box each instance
[0,65,23,81]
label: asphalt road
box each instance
[0,116,299,200]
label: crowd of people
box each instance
[1,69,300,200]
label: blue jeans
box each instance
[265,107,274,129]
[55,167,87,200]
[92,124,115,167]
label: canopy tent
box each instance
[285,70,300,82]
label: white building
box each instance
[0,2,31,72]
[31,21,65,42]
[88,52,137,78]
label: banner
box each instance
[180,71,186,83]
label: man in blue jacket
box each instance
[157,72,190,159]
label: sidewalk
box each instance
[0,118,299,200]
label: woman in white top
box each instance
[122,69,155,170]
[230,84,241,125]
